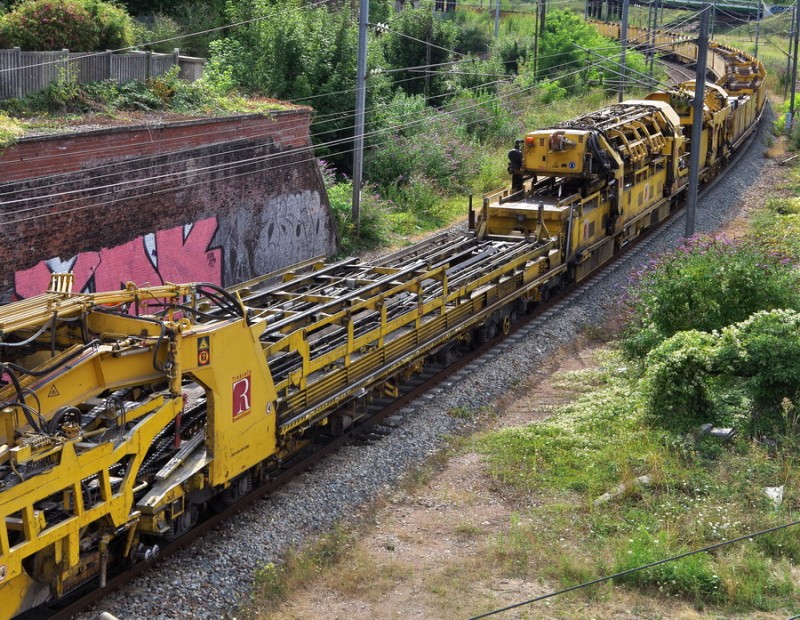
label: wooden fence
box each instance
[0,48,205,99]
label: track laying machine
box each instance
[0,19,765,619]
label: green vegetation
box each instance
[477,347,799,612]
[474,158,800,615]
[0,110,23,146]
[204,1,653,253]
[251,525,356,607]
[0,66,286,118]
[620,236,800,358]
[0,0,135,51]
[0,1,660,254]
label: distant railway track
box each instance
[660,56,701,85]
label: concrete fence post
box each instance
[13,47,21,98]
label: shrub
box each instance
[642,310,800,436]
[365,96,477,196]
[644,330,720,432]
[134,12,180,53]
[0,0,134,51]
[321,162,393,255]
[622,235,800,359]
[724,310,800,432]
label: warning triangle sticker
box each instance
[48,385,60,397]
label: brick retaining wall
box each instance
[0,110,337,301]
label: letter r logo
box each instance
[232,374,252,420]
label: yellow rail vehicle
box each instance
[0,235,561,618]
[0,22,766,620]
[477,27,764,282]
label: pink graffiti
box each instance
[15,218,222,299]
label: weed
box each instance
[448,406,475,420]
[252,562,286,602]
[454,522,483,537]
[0,112,23,149]
[489,513,532,577]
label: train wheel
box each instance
[476,320,497,344]
[220,472,253,507]
[435,343,460,365]
[164,504,198,541]
[501,314,512,336]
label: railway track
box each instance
[659,57,698,84]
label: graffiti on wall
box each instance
[15,218,222,299]
[216,190,336,285]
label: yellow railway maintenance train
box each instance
[0,24,765,619]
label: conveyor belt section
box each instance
[258,235,562,437]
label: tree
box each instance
[380,7,459,98]
[0,0,135,51]
[209,0,392,172]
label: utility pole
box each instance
[533,0,540,80]
[790,0,800,133]
[648,0,657,85]
[495,0,500,38]
[618,0,629,102]
[754,0,760,58]
[686,4,709,238]
[538,0,546,43]
[426,3,433,97]
[352,0,369,237]
[787,4,796,100]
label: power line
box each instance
[0,18,702,215]
[2,60,613,225]
[0,50,587,179]
[0,50,599,198]
[0,53,669,222]
[467,518,800,619]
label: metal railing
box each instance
[0,48,205,99]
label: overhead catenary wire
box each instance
[0,71,526,207]
[0,80,549,222]
[2,60,610,225]
[0,75,517,199]
[467,518,800,619]
[0,50,601,198]
[0,18,710,217]
[0,27,692,183]
[0,44,695,222]
[4,36,652,204]
[2,50,743,230]
[0,51,582,177]
[0,0,694,176]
